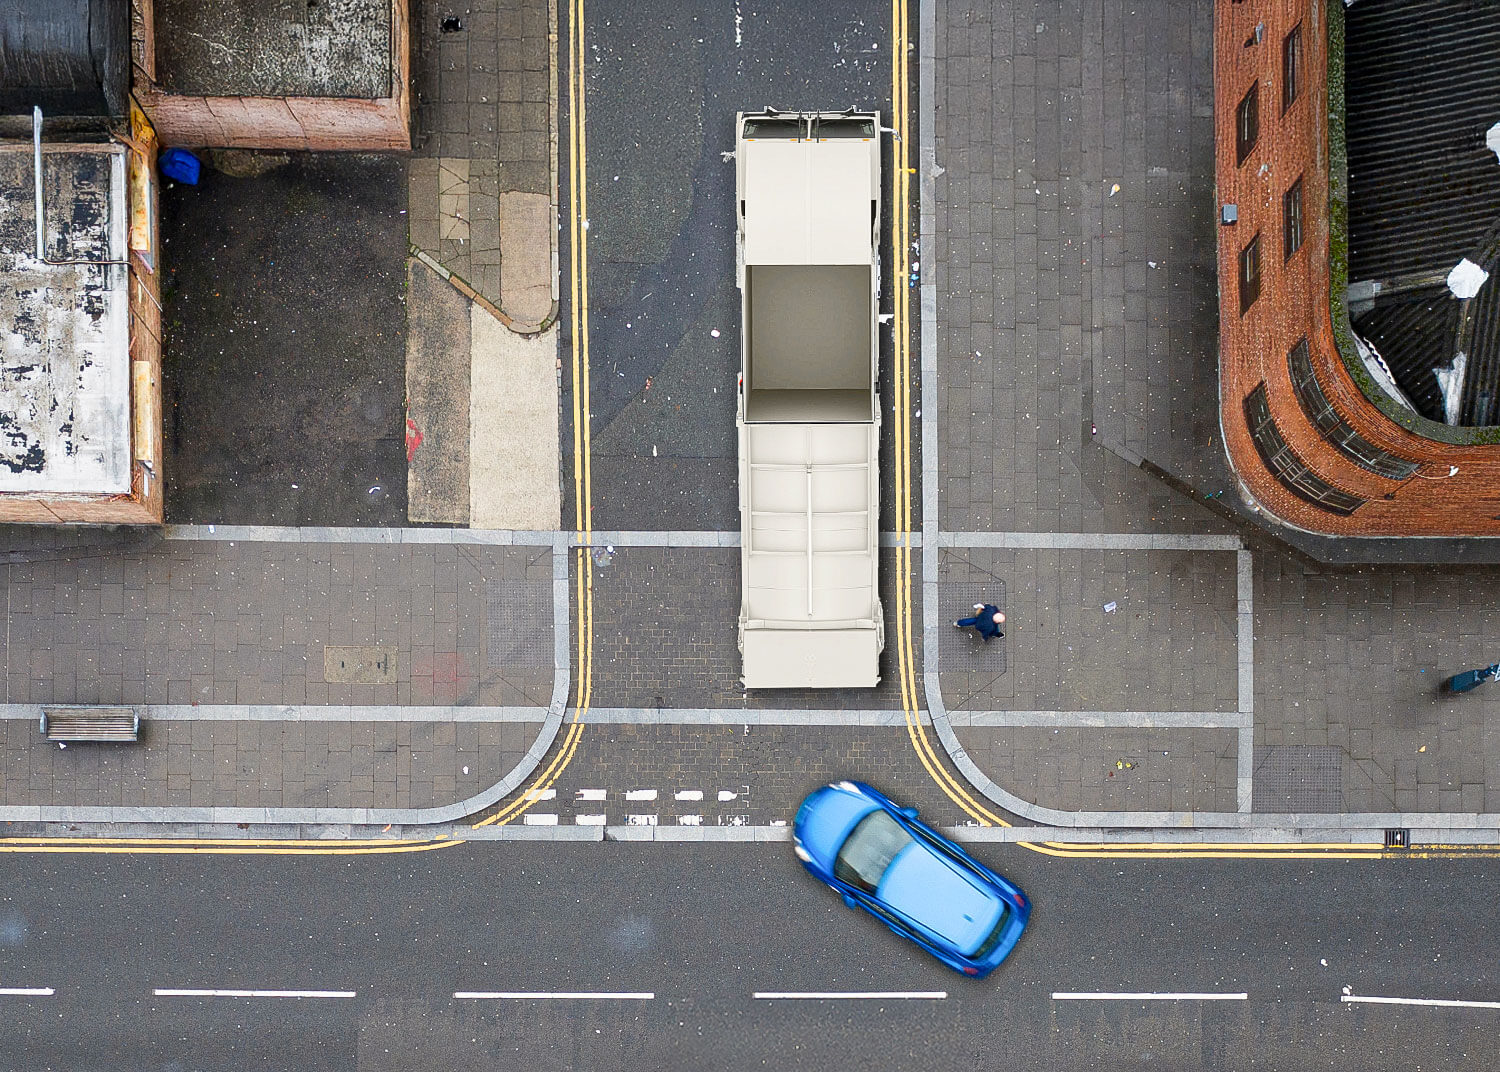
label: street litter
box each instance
[1104,601,1118,613]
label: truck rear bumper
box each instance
[740,627,882,689]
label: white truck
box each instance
[735,109,884,689]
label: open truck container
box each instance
[735,109,884,688]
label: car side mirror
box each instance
[899,807,918,819]
[842,894,859,910]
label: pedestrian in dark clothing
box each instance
[955,603,1005,641]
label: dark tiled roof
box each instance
[1344,0,1500,427]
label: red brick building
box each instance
[1216,0,1500,537]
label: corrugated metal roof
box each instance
[1345,0,1500,427]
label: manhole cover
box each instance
[487,579,551,669]
[1252,746,1343,812]
[324,645,398,684]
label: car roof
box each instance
[877,840,1003,956]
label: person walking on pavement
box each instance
[955,603,1005,641]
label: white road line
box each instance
[575,814,606,826]
[0,988,53,996]
[625,789,658,801]
[718,790,738,802]
[529,788,557,801]
[576,788,607,801]
[1052,992,1248,1002]
[678,814,703,826]
[1342,995,1500,1010]
[454,991,654,1000]
[626,814,658,826]
[754,991,947,1000]
[522,813,558,826]
[154,989,356,999]
[674,789,703,801]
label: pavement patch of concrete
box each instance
[470,311,560,529]
[405,258,472,523]
[498,192,554,330]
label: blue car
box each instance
[792,781,1030,978]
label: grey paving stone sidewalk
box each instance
[933,1,1232,538]
[954,726,1239,814]
[4,720,538,811]
[409,0,553,324]
[1253,550,1500,814]
[931,0,1500,826]
[937,546,1239,714]
[0,541,555,812]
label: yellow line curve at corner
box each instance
[476,0,593,828]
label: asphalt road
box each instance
[563,0,900,531]
[3,843,1498,1071]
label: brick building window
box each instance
[1239,234,1261,315]
[1283,177,1304,259]
[1283,23,1303,112]
[1285,338,1418,480]
[1236,84,1259,165]
[1244,384,1366,515]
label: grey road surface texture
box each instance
[561,0,901,532]
[2,844,1498,1071]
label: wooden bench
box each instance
[40,706,140,743]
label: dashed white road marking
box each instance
[625,789,658,801]
[455,991,654,1000]
[529,788,557,801]
[576,789,607,801]
[523,813,559,826]
[1052,992,1248,1002]
[674,790,703,801]
[718,790,738,802]
[154,989,356,999]
[576,814,607,826]
[0,988,53,996]
[754,991,947,1000]
[626,814,658,826]
[1342,995,1500,1010]
[678,814,703,826]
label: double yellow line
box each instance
[0,837,460,856]
[475,0,594,828]
[886,0,1008,832]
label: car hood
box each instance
[877,842,1003,956]
[795,786,878,868]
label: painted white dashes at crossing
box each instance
[540,787,757,826]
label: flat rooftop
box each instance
[1345,0,1500,427]
[153,0,391,99]
[0,142,131,495]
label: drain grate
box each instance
[1252,746,1344,812]
[937,580,1007,674]
[486,579,552,669]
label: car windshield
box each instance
[833,809,913,893]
